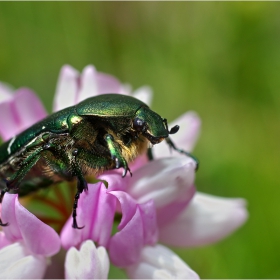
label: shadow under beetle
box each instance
[0,94,198,229]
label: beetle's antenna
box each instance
[162,118,180,135]
[169,125,180,134]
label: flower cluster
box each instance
[0,65,248,278]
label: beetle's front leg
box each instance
[104,134,132,177]
[165,137,199,171]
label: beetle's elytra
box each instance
[0,94,198,229]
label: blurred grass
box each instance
[0,2,280,278]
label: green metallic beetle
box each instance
[0,94,198,229]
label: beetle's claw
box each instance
[0,219,8,227]
[113,156,132,177]
[122,166,132,178]
[122,168,127,178]
[72,218,85,230]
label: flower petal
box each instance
[127,157,196,226]
[12,88,47,130]
[96,72,122,95]
[109,206,144,267]
[159,192,248,247]
[127,157,195,206]
[139,200,158,245]
[126,244,199,279]
[0,82,14,102]
[152,111,201,159]
[61,182,116,249]
[0,88,47,141]
[2,194,61,256]
[65,240,109,279]
[129,154,149,172]
[131,86,153,106]
[109,191,137,231]
[0,99,19,141]
[0,242,47,279]
[108,191,158,267]
[98,170,128,192]
[77,65,99,102]
[53,65,79,111]
[0,232,12,250]
[15,198,61,256]
[2,194,22,242]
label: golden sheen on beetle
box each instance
[0,94,198,229]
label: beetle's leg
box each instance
[71,148,87,229]
[6,145,46,191]
[71,178,87,230]
[165,137,199,171]
[5,133,57,191]
[104,134,132,177]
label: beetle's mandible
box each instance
[0,94,198,229]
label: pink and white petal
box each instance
[0,87,46,140]
[0,242,47,279]
[109,207,144,267]
[65,240,109,279]
[132,86,153,107]
[2,194,60,256]
[0,100,22,141]
[139,200,158,245]
[109,191,137,230]
[98,170,128,192]
[13,88,47,131]
[159,192,248,247]
[152,111,201,159]
[119,83,132,95]
[60,183,101,250]
[0,82,14,102]
[90,184,116,247]
[14,197,61,256]
[2,194,22,242]
[129,154,149,173]
[53,65,79,112]
[0,232,12,250]
[156,185,195,228]
[109,191,158,245]
[96,72,122,95]
[61,182,116,249]
[127,157,196,209]
[77,65,99,102]
[126,244,199,279]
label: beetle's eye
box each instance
[133,118,146,132]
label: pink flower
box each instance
[0,65,248,279]
[60,182,158,267]
[0,193,60,278]
[0,84,47,141]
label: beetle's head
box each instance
[133,106,179,145]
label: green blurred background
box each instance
[0,2,279,278]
